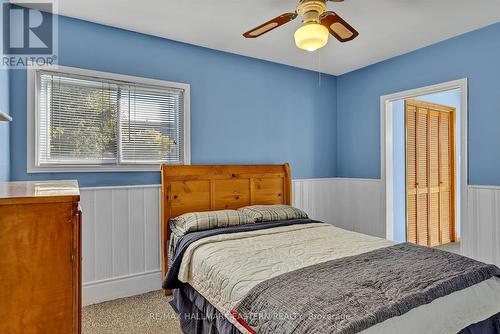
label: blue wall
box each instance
[0,68,9,182]
[7,12,500,187]
[8,14,337,187]
[337,22,500,186]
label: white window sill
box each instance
[27,164,165,173]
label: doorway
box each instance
[381,79,467,253]
[405,99,456,247]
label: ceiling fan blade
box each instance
[243,13,297,38]
[320,11,359,42]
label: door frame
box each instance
[380,79,467,247]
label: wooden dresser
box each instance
[0,180,81,334]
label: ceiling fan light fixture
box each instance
[294,22,329,52]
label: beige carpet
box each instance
[83,290,183,334]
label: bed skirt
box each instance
[170,284,499,334]
[458,313,500,334]
[170,284,239,334]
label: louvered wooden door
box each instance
[405,99,455,247]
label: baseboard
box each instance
[83,270,162,306]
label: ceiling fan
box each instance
[243,0,358,52]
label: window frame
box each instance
[27,64,191,173]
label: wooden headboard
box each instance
[160,163,292,289]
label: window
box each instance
[28,65,190,172]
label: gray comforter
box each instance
[233,243,500,334]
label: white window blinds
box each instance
[37,71,186,167]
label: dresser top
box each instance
[0,180,80,205]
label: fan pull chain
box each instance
[318,50,322,88]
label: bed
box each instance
[160,164,500,334]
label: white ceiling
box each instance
[17,0,500,75]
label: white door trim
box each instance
[380,78,468,243]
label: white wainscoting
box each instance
[80,181,500,305]
[462,186,500,267]
[293,178,384,238]
[81,178,386,305]
[81,185,162,306]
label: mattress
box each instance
[175,222,500,334]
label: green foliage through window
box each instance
[37,71,185,166]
